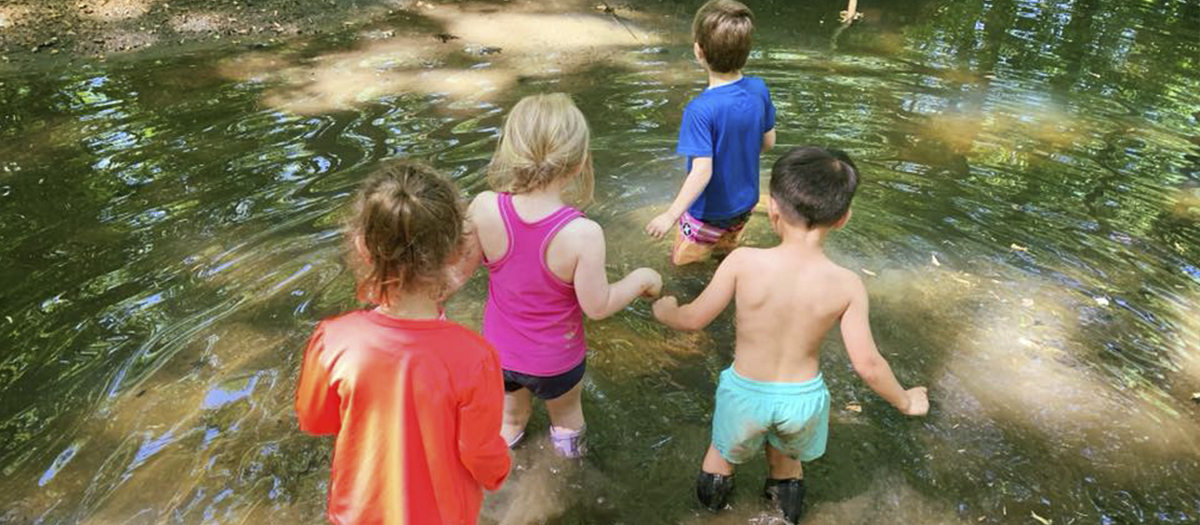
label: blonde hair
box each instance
[488,93,595,205]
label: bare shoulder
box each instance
[559,216,604,238]
[469,190,499,212]
[829,263,867,301]
[556,216,603,246]
[720,247,759,272]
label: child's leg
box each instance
[713,227,746,253]
[502,389,533,447]
[672,228,715,266]
[702,443,735,475]
[672,212,721,266]
[713,212,750,253]
[763,443,806,524]
[765,443,803,479]
[697,443,736,512]
[545,382,586,457]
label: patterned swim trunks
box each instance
[673,210,752,265]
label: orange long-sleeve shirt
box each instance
[296,309,511,525]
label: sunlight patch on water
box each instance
[870,267,1200,462]
[803,475,966,525]
[1170,186,1200,219]
[482,445,573,525]
[223,1,663,114]
[0,6,31,30]
[77,0,157,23]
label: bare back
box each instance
[730,247,859,382]
[471,191,586,284]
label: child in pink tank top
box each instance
[456,93,662,458]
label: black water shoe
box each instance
[763,477,806,523]
[695,472,734,512]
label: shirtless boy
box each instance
[652,146,930,523]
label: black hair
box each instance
[769,146,860,228]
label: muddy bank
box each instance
[0,0,410,65]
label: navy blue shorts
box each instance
[503,360,586,400]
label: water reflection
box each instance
[1,0,1199,523]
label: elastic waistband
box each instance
[721,367,826,395]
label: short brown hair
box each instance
[347,161,464,304]
[692,0,754,73]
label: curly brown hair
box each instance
[692,0,755,73]
[346,161,464,305]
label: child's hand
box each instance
[900,387,929,416]
[645,212,677,239]
[652,296,679,320]
[633,268,663,298]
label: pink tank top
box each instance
[482,193,587,376]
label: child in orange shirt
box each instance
[296,162,511,525]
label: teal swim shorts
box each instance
[711,367,830,463]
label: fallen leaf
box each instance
[1191,392,1199,403]
[861,268,877,277]
[931,254,941,267]
[845,403,862,413]
[1031,511,1052,525]
[1010,243,1028,252]
[1094,296,1110,307]
[4,316,12,324]
[1174,242,1186,254]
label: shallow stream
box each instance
[1,0,1198,523]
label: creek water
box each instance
[1,0,1198,523]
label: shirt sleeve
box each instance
[763,85,776,133]
[676,102,714,158]
[295,321,342,435]
[457,347,512,490]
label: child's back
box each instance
[459,93,661,457]
[653,147,928,524]
[296,163,510,525]
[298,311,509,524]
[644,0,777,266]
[722,246,858,383]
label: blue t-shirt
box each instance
[676,76,776,221]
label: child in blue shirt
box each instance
[645,0,777,266]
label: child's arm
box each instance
[840,0,860,23]
[457,351,512,490]
[762,129,777,153]
[444,201,483,297]
[295,323,342,435]
[645,157,714,239]
[573,220,663,320]
[840,278,929,416]
[653,248,742,330]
